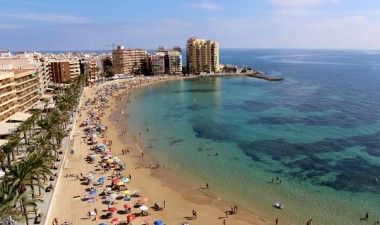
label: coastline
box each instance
[48,76,272,225]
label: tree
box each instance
[1,135,21,167]
[4,151,52,225]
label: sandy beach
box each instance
[47,76,272,225]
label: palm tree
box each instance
[1,135,21,167]
[37,115,57,140]
[4,151,52,225]
[28,133,54,155]
[0,181,25,223]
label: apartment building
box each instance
[0,71,18,122]
[151,52,166,75]
[156,46,182,75]
[112,46,147,74]
[0,52,51,94]
[80,59,98,81]
[0,69,41,122]
[14,69,41,112]
[186,37,220,74]
[50,60,80,83]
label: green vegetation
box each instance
[0,80,83,224]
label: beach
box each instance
[47,76,270,225]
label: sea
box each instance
[123,49,380,225]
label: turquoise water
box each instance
[124,50,380,225]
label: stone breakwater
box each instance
[245,71,284,81]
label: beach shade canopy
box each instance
[154,220,164,225]
[97,144,107,149]
[116,181,124,186]
[109,193,118,199]
[126,214,136,221]
[111,217,120,224]
[112,178,120,184]
[145,217,153,224]
[89,190,97,195]
[124,203,133,208]
[120,177,129,183]
[121,190,130,195]
[139,205,148,211]
[108,207,117,212]
[105,187,112,191]
[98,177,107,182]
[87,173,94,177]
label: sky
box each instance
[1,0,380,51]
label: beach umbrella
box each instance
[107,159,114,163]
[108,207,117,212]
[121,190,130,195]
[112,178,120,184]
[87,175,95,180]
[116,181,124,186]
[98,223,107,225]
[120,177,129,183]
[105,187,112,191]
[111,217,120,224]
[139,205,148,211]
[113,158,121,163]
[109,193,118,199]
[144,217,153,224]
[124,203,133,208]
[98,177,107,182]
[140,197,148,203]
[89,190,97,195]
[105,151,112,155]
[154,220,164,225]
[126,214,136,221]
[87,173,94,177]
[102,139,108,144]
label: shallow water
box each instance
[124,49,380,225]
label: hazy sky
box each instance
[1,0,380,51]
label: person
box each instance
[275,218,279,225]
[225,210,228,218]
[365,212,369,220]
[206,182,209,189]
[223,219,226,225]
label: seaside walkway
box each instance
[21,90,85,225]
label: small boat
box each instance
[274,203,284,209]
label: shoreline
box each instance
[48,76,272,225]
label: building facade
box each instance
[112,46,147,75]
[186,37,220,74]
[50,60,80,83]
[151,53,166,75]
[155,46,182,75]
[0,69,41,122]
[0,71,17,122]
